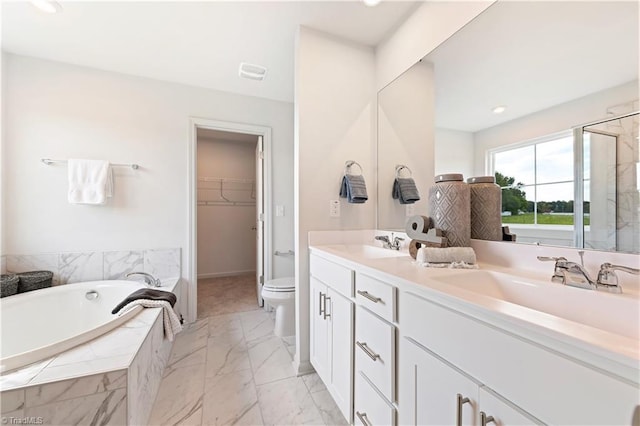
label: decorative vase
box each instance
[468,176,503,241]
[428,174,470,247]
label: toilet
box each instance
[261,277,295,337]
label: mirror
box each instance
[376,1,639,253]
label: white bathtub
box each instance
[1,280,149,374]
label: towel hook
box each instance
[345,160,363,176]
[395,164,413,179]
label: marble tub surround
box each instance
[3,247,180,286]
[1,277,179,425]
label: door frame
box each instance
[188,117,273,323]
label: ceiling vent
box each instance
[239,62,267,81]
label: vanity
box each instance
[308,231,640,425]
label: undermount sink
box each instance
[433,270,640,340]
[321,244,408,259]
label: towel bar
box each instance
[42,158,140,170]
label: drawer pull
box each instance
[456,393,470,426]
[318,292,324,316]
[480,411,496,426]
[356,341,380,361]
[324,296,331,319]
[357,290,382,303]
[356,411,372,426]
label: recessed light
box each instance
[238,62,267,81]
[30,0,62,14]
[363,0,382,6]
[492,105,507,114]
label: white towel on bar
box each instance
[68,159,113,204]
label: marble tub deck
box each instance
[150,275,347,426]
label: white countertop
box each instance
[309,243,639,384]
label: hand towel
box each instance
[417,247,477,264]
[116,299,183,341]
[68,159,113,204]
[339,174,368,204]
[111,288,177,314]
[393,177,420,204]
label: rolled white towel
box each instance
[417,247,476,264]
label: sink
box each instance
[320,244,408,259]
[433,270,639,340]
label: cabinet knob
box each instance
[480,411,496,426]
[456,393,471,426]
[356,411,372,426]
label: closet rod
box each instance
[42,158,140,170]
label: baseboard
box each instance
[197,270,256,279]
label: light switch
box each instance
[330,200,340,217]
[276,205,285,217]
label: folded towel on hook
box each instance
[392,177,420,204]
[340,174,368,204]
[112,289,182,341]
[68,159,113,204]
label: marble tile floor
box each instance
[150,275,348,425]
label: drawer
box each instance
[355,306,395,402]
[310,254,353,298]
[355,273,396,322]
[355,371,396,426]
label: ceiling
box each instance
[1,1,418,103]
[425,1,639,133]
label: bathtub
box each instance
[1,280,150,374]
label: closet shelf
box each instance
[197,200,256,207]
[198,177,255,184]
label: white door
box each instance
[256,136,264,306]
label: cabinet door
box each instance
[477,387,542,426]
[328,289,354,423]
[310,277,329,381]
[399,338,477,426]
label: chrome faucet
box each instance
[374,233,404,250]
[126,272,161,288]
[537,256,638,293]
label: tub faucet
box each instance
[126,272,161,288]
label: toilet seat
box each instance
[263,277,295,292]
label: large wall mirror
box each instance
[377,1,639,254]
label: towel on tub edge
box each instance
[112,289,182,341]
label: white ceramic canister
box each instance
[467,176,502,241]
[428,174,470,247]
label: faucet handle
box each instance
[537,256,567,284]
[536,256,567,262]
[596,263,638,294]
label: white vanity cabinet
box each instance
[401,291,640,425]
[399,337,540,426]
[309,254,354,422]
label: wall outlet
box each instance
[329,200,340,217]
[406,204,416,216]
[276,205,285,217]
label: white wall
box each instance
[435,128,474,179]
[2,53,294,321]
[472,81,639,174]
[295,27,376,373]
[197,135,257,277]
[375,1,494,91]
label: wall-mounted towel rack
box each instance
[344,160,363,175]
[41,158,140,170]
[395,164,413,178]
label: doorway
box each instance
[188,118,272,323]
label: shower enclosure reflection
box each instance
[578,111,639,253]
